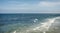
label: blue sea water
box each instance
[0,14,60,33]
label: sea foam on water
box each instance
[12,17,60,33]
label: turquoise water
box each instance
[0,14,60,33]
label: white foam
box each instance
[33,18,38,22]
[12,17,60,33]
[27,17,60,33]
[13,31,16,33]
[33,17,60,33]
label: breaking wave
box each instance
[10,17,60,33]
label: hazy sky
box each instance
[0,0,60,13]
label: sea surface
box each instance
[0,14,60,33]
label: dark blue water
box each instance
[0,14,60,33]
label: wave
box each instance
[0,16,60,33]
[10,16,60,33]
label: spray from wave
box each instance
[6,17,60,33]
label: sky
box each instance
[0,0,60,13]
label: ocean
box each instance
[0,14,60,33]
